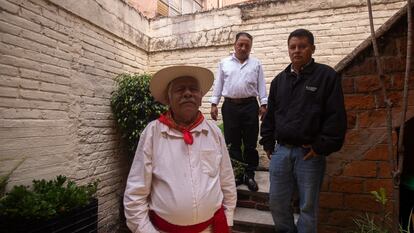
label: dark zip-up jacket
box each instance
[260,59,347,156]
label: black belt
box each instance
[224,97,256,104]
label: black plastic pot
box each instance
[0,198,98,233]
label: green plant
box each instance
[351,212,390,233]
[231,158,247,180]
[111,73,167,155]
[0,158,25,197]
[0,175,98,220]
[348,187,413,233]
[371,188,388,206]
[217,123,246,180]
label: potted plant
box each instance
[0,175,99,233]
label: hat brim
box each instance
[150,65,214,105]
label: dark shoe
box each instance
[244,176,259,192]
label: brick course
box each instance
[332,6,414,231]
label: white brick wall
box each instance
[0,0,147,231]
[0,0,407,231]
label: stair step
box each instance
[234,207,274,225]
[236,170,300,213]
[237,171,270,211]
[233,207,275,233]
[233,207,299,233]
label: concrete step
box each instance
[233,207,299,233]
[233,207,275,233]
[237,171,270,211]
[236,171,299,213]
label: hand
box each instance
[302,144,319,160]
[228,226,232,233]
[210,105,218,121]
[259,105,267,121]
[266,150,272,160]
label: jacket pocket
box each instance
[200,150,221,177]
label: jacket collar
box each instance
[285,59,316,76]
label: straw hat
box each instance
[150,65,214,105]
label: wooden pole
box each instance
[395,0,412,229]
[366,0,397,230]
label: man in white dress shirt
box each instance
[210,32,267,192]
[124,65,237,233]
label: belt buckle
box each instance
[234,99,243,104]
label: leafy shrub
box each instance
[111,73,167,155]
[0,175,98,220]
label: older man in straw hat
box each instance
[123,65,237,233]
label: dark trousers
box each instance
[222,99,259,178]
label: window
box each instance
[157,0,204,16]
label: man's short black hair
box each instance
[235,32,253,42]
[288,29,314,45]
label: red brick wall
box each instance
[319,11,414,232]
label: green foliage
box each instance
[231,158,247,180]
[217,123,246,180]
[371,188,388,206]
[217,123,224,133]
[351,212,390,233]
[0,159,25,197]
[348,187,413,233]
[111,73,167,155]
[0,175,98,220]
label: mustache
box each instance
[179,99,197,105]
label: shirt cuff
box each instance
[260,97,268,105]
[210,96,221,105]
[225,209,234,226]
[129,220,159,233]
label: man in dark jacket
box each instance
[260,29,347,233]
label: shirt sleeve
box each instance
[123,124,160,233]
[210,61,224,105]
[311,72,347,155]
[218,131,237,226]
[257,61,268,105]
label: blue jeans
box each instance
[269,144,326,233]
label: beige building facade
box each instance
[127,0,206,18]
[205,0,253,9]
[127,0,253,18]
[0,0,408,231]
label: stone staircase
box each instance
[233,171,299,233]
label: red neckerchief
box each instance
[158,110,204,145]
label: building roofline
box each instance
[335,3,410,73]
